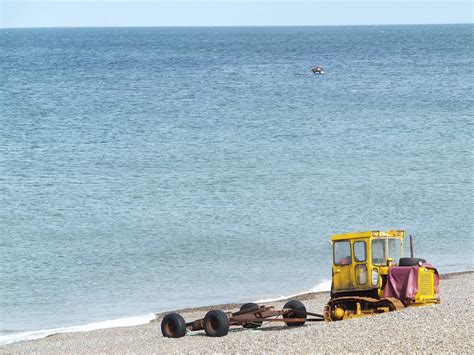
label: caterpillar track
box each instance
[323,296,405,321]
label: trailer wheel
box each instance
[203,310,230,337]
[161,313,187,338]
[283,300,306,327]
[240,303,262,329]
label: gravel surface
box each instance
[2,272,473,354]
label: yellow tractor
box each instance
[324,230,440,321]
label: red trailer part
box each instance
[161,300,324,338]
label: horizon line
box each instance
[1,22,472,30]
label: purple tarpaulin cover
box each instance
[383,264,439,304]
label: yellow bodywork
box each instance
[414,267,439,305]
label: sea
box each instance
[0,24,472,345]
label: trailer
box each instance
[161,300,324,338]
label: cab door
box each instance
[352,239,369,289]
[332,240,353,291]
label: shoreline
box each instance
[154,269,473,317]
[2,270,472,353]
[1,269,473,351]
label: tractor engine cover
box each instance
[384,264,439,305]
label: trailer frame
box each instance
[161,300,325,338]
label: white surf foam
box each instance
[2,281,332,346]
[0,313,156,346]
[255,280,331,303]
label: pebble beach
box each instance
[2,271,472,354]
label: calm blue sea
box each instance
[0,24,473,344]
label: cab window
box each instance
[334,241,351,266]
[388,238,402,262]
[354,241,366,262]
[355,264,368,284]
[372,239,385,264]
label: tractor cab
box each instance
[331,230,404,298]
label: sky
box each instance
[1,0,472,28]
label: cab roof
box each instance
[331,230,404,241]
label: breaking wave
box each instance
[0,313,156,346]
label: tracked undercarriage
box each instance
[323,296,405,321]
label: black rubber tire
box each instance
[161,313,187,338]
[399,257,426,266]
[203,310,230,337]
[283,300,307,327]
[240,303,262,329]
